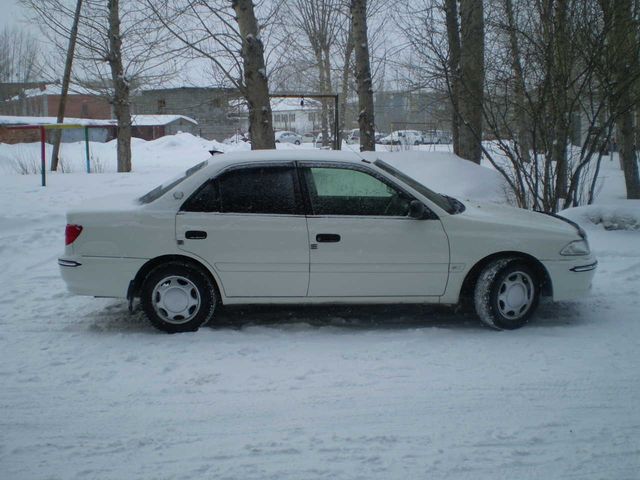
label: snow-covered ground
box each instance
[0,135,639,479]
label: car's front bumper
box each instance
[59,255,146,298]
[542,255,597,301]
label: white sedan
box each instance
[379,130,424,145]
[59,150,596,333]
[274,131,302,145]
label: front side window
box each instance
[303,166,411,216]
[182,166,300,215]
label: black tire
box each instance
[294,140,301,145]
[473,258,539,330]
[141,262,217,333]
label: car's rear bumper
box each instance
[59,255,146,298]
[542,256,597,301]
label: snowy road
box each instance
[1,139,639,479]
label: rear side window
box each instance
[139,160,208,204]
[182,166,300,215]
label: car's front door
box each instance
[176,164,309,298]
[301,164,450,297]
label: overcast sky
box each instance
[0,0,33,30]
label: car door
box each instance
[176,163,310,298]
[300,163,450,297]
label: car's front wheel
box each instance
[141,262,217,333]
[473,258,539,330]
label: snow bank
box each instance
[561,201,640,231]
[378,151,507,203]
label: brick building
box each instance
[0,83,112,119]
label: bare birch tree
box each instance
[457,0,485,164]
[351,0,376,151]
[233,0,276,149]
[146,0,276,149]
[24,0,179,172]
[601,0,640,199]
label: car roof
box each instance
[206,149,368,172]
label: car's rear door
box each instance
[176,163,310,298]
[300,163,450,298]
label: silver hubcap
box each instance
[151,275,201,325]
[497,271,534,320]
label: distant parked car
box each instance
[60,150,596,333]
[314,132,334,148]
[301,132,316,143]
[375,132,387,143]
[274,131,302,145]
[347,129,383,144]
[345,129,360,144]
[223,132,249,144]
[421,130,452,144]
[379,130,424,145]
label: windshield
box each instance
[373,159,462,214]
[138,160,208,204]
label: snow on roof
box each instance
[130,114,198,126]
[0,114,197,127]
[9,83,104,100]
[0,115,114,127]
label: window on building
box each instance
[157,99,166,113]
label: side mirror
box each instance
[408,200,429,219]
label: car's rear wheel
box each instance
[473,258,539,330]
[141,262,217,333]
[295,140,301,145]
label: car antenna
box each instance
[209,149,224,156]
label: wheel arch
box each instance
[128,254,224,303]
[459,251,553,300]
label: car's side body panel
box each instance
[306,216,450,296]
[176,212,310,297]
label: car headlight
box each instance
[560,239,590,256]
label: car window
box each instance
[303,167,411,216]
[182,166,300,215]
[139,160,208,204]
[373,159,458,214]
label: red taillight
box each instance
[65,224,83,245]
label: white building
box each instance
[271,98,323,134]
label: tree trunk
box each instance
[317,48,330,148]
[458,0,484,164]
[609,0,640,198]
[504,0,531,164]
[232,0,275,150]
[551,0,570,207]
[351,0,375,152]
[107,0,131,172]
[339,21,354,144]
[443,0,461,155]
[50,0,83,172]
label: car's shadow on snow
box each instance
[84,298,594,334]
